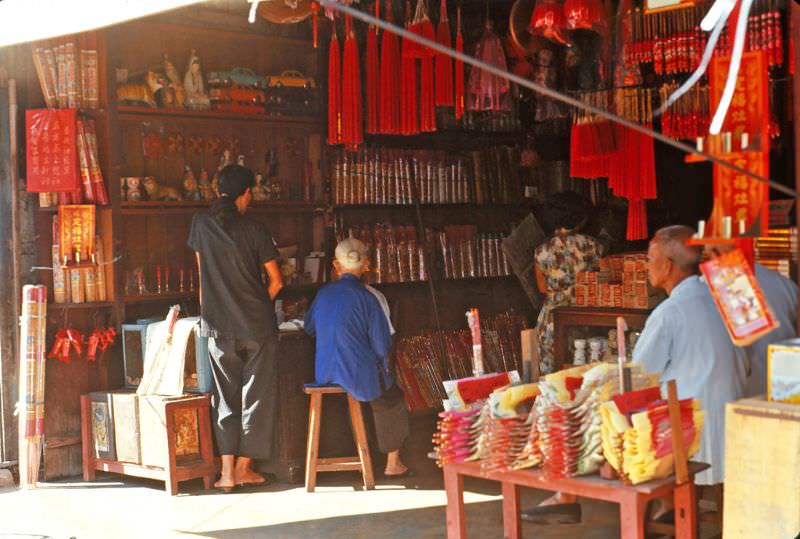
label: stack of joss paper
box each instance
[478,384,540,474]
[536,363,659,479]
[432,371,519,467]
[599,387,705,485]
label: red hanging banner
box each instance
[707,51,770,237]
[26,108,79,193]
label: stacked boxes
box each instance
[574,254,661,309]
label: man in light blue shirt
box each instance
[305,238,410,477]
[633,225,747,488]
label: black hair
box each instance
[539,190,589,234]
[209,165,254,229]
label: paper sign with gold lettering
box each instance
[708,51,770,237]
[26,108,80,192]
[58,204,95,264]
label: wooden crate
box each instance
[723,397,800,539]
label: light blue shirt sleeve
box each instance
[632,306,673,375]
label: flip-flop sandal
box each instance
[521,503,582,525]
[383,469,417,479]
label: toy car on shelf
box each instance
[209,87,265,114]
[266,70,315,89]
[206,67,264,88]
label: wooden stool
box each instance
[303,384,375,492]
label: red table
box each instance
[443,460,708,539]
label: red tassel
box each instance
[401,45,419,135]
[420,56,436,131]
[454,7,465,119]
[341,16,363,148]
[435,0,454,107]
[379,0,401,134]
[366,9,380,134]
[327,30,341,145]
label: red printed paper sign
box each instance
[26,108,79,192]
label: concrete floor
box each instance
[0,419,722,539]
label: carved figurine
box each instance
[198,168,214,201]
[237,154,246,167]
[252,173,268,201]
[143,176,180,201]
[116,71,161,108]
[219,148,234,170]
[164,55,186,108]
[126,177,143,201]
[183,49,210,110]
[182,166,201,200]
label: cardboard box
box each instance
[576,271,589,284]
[587,283,598,306]
[599,283,611,306]
[574,284,588,306]
[622,295,636,309]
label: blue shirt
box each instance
[304,274,393,401]
[744,264,798,397]
[633,275,747,485]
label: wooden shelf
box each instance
[121,201,324,216]
[123,291,196,304]
[116,105,323,126]
[49,301,114,310]
[38,205,112,213]
[333,203,529,209]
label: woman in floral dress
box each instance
[534,191,601,374]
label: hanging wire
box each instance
[318,0,797,199]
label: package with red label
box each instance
[701,248,778,346]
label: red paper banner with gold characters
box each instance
[58,205,95,263]
[25,109,80,192]
[708,51,770,237]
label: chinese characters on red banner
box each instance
[708,51,770,236]
[25,109,80,193]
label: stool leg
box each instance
[347,395,375,490]
[305,393,323,493]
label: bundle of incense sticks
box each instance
[32,34,99,110]
[331,145,521,206]
[395,311,530,412]
[18,285,48,488]
[438,227,511,279]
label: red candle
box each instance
[179,269,185,292]
[165,266,170,292]
[137,270,143,295]
[156,265,162,294]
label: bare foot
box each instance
[214,476,236,491]
[384,463,408,476]
[235,469,266,486]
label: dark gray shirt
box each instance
[188,212,279,340]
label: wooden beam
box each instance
[793,0,800,334]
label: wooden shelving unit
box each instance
[120,201,324,216]
[116,105,323,126]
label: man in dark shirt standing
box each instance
[188,164,283,491]
[305,238,411,477]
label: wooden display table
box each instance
[81,393,216,495]
[552,307,651,369]
[443,460,707,539]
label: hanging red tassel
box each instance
[403,0,437,133]
[401,0,420,135]
[341,15,363,148]
[327,29,341,145]
[435,0,454,107]
[454,7,465,119]
[401,40,419,135]
[380,0,401,134]
[366,1,380,134]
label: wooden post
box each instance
[667,379,689,485]
[793,0,800,335]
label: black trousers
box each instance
[208,335,278,460]
[368,383,409,454]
